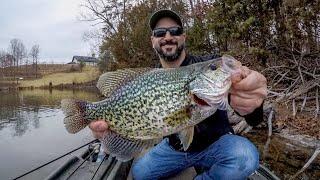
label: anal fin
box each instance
[177,126,194,151]
[101,131,157,162]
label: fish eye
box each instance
[209,64,216,70]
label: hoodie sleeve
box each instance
[242,102,264,127]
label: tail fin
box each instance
[61,99,90,134]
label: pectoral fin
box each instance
[177,126,194,151]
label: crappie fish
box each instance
[61,55,241,161]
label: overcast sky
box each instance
[0,0,97,63]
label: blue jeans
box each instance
[132,134,259,180]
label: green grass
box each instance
[18,66,100,87]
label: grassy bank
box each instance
[17,66,100,88]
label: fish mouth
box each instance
[191,94,210,107]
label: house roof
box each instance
[72,56,98,63]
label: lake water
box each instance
[0,89,101,180]
[0,89,319,179]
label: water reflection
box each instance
[0,89,100,137]
[0,89,100,180]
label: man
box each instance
[90,9,267,180]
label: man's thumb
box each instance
[231,71,242,84]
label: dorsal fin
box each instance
[96,68,153,97]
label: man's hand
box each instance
[229,66,267,116]
[89,121,109,139]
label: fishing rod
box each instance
[13,139,99,180]
[90,154,108,180]
[65,145,99,180]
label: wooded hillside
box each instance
[83,0,319,136]
[82,0,319,69]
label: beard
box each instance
[154,40,185,62]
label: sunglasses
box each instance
[152,27,183,38]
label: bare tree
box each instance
[188,0,195,16]
[0,50,5,67]
[30,44,40,78]
[0,50,6,78]
[83,29,104,55]
[24,53,30,76]
[8,39,26,67]
[79,0,133,39]
[0,50,15,78]
[8,39,26,78]
[79,0,134,58]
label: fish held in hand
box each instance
[61,55,241,161]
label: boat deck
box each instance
[45,144,280,180]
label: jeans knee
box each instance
[131,161,148,180]
[196,135,260,179]
[229,137,260,173]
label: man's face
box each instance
[151,17,186,62]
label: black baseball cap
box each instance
[149,9,183,31]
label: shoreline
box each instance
[0,80,99,92]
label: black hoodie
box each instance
[160,54,263,152]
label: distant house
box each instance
[71,56,98,66]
